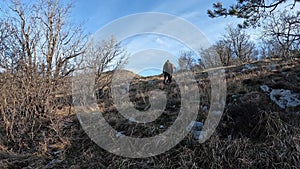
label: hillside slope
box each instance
[1,59,300,168]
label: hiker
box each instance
[163,60,174,84]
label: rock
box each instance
[187,121,203,131]
[270,89,300,109]
[187,120,203,140]
[260,84,300,109]
[260,85,271,93]
[202,105,208,111]
[192,130,201,140]
[193,121,204,130]
[227,135,232,141]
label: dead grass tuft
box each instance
[1,59,300,168]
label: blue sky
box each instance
[71,0,249,76]
[72,0,243,42]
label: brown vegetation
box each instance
[0,0,299,168]
[0,59,300,168]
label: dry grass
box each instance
[0,59,300,168]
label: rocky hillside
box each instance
[1,58,300,168]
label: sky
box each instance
[71,0,249,44]
[3,0,290,76]
[71,0,249,76]
[71,0,240,40]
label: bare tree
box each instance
[213,40,233,66]
[223,25,257,63]
[262,10,300,60]
[83,36,128,99]
[199,46,220,69]
[0,0,85,147]
[198,41,233,67]
[259,38,284,59]
[178,50,196,70]
[198,26,257,68]
[258,40,272,59]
